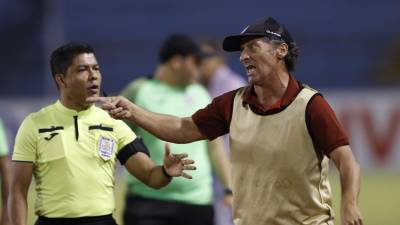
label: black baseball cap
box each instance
[222,17,294,52]
[159,34,203,63]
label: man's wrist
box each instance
[161,165,172,179]
[342,194,357,204]
[128,104,137,121]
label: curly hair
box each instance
[264,37,299,72]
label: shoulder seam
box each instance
[228,87,244,129]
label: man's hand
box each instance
[163,143,196,179]
[86,96,133,120]
[342,201,363,225]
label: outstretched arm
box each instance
[87,96,206,143]
[330,145,363,225]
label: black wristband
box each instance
[224,188,233,196]
[161,165,172,179]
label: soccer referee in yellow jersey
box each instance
[9,43,196,225]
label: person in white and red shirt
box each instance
[89,17,363,225]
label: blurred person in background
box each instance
[120,34,232,225]
[199,39,246,225]
[89,17,363,225]
[9,42,195,225]
[0,118,10,225]
[199,38,246,97]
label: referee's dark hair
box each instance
[50,42,95,77]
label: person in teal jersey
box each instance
[0,118,10,225]
[120,34,232,225]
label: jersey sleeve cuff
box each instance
[325,140,350,157]
[11,155,35,163]
[191,114,219,141]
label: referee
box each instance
[9,43,195,225]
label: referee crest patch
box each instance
[98,136,115,161]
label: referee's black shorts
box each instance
[124,195,214,225]
[35,214,118,225]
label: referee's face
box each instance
[62,53,102,108]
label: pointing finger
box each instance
[86,96,109,104]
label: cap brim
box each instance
[222,33,265,52]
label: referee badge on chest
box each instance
[98,136,115,161]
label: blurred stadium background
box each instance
[1,0,399,224]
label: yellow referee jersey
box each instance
[12,100,136,218]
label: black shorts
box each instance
[123,196,214,225]
[35,214,118,225]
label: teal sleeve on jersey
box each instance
[0,119,9,156]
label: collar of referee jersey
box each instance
[54,100,96,117]
[242,74,301,113]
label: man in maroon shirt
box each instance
[88,17,363,225]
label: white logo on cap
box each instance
[241,25,250,34]
[266,29,282,38]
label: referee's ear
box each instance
[54,73,66,89]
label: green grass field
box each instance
[329,172,400,225]
[16,172,399,225]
